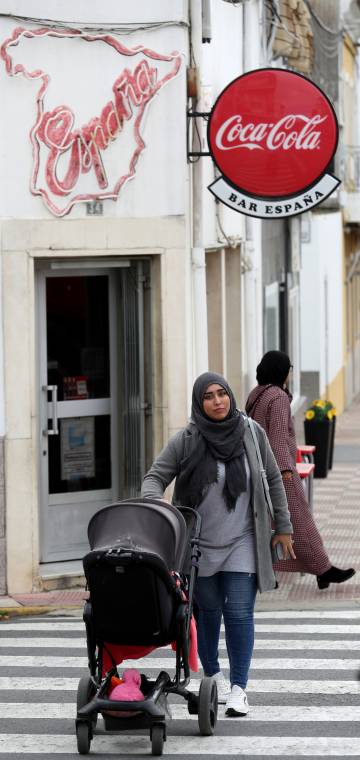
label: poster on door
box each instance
[60,417,95,481]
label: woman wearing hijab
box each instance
[142,371,294,716]
[246,350,355,590]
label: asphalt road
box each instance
[0,609,359,758]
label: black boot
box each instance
[317,566,355,590]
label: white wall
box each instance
[0,0,187,23]
[300,216,322,372]
[0,10,187,218]
[201,0,245,246]
[300,210,343,395]
[0,249,5,436]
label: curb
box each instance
[0,604,83,619]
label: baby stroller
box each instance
[75,497,218,755]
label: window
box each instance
[264,282,280,352]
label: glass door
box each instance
[38,270,118,562]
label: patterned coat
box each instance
[246,384,331,575]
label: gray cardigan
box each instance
[141,417,293,592]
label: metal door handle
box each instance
[43,385,59,435]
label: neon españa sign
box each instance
[1,27,182,216]
[207,68,340,219]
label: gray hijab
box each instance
[175,372,247,511]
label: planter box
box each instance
[304,419,332,478]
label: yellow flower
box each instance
[305,410,315,420]
[315,401,325,408]
[327,411,333,420]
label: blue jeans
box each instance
[195,571,257,689]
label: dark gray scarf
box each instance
[175,372,247,511]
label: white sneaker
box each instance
[212,671,231,704]
[225,685,249,716]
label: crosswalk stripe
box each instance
[0,655,358,669]
[0,623,85,631]
[2,609,360,625]
[1,637,360,651]
[0,638,86,648]
[2,622,360,633]
[253,610,360,619]
[91,656,360,671]
[153,704,360,721]
[254,625,360,633]
[0,702,359,721]
[0,734,359,754]
[255,625,360,633]
[0,677,80,690]
[0,677,358,694]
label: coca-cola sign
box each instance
[208,68,340,218]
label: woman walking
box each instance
[245,350,355,590]
[142,371,294,716]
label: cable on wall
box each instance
[0,13,189,34]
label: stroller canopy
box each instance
[87,498,188,571]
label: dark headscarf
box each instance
[175,372,247,511]
[256,350,291,388]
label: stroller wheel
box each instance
[76,722,91,754]
[77,676,97,729]
[151,723,165,756]
[198,676,218,736]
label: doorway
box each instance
[37,260,151,562]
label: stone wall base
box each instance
[0,438,6,595]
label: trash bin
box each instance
[328,415,336,470]
[304,419,332,478]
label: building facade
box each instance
[0,1,195,593]
[0,1,260,594]
[1,0,358,595]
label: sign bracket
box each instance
[187,110,211,160]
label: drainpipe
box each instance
[191,246,209,374]
[190,0,209,376]
[241,0,263,397]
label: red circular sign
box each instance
[208,69,338,199]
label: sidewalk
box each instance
[1,395,360,616]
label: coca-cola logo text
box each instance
[208,69,338,199]
[215,114,326,152]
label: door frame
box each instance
[36,263,121,563]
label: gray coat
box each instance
[141,417,293,592]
